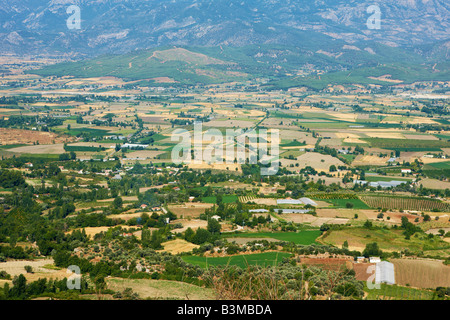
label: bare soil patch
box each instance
[170,219,208,233]
[158,239,199,254]
[392,259,450,288]
[0,128,71,145]
[106,277,214,300]
[168,203,215,218]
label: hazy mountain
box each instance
[0,0,449,58]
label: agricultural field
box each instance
[360,195,450,212]
[320,227,450,253]
[318,198,371,209]
[106,278,215,300]
[364,283,436,300]
[391,259,450,289]
[181,252,292,269]
[201,195,239,204]
[167,203,215,218]
[222,231,322,245]
[0,19,449,304]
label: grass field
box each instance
[222,230,322,245]
[59,127,111,137]
[364,283,436,300]
[426,161,450,170]
[201,195,239,204]
[339,154,356,162]
[106,278,215,300]
[365,176,412,183]
[181,252,292,269]
[363,138,450,151]
[321,227,450,253]
[65,145,107,152]
[320,198,371,209]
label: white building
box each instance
[369,257,381,263]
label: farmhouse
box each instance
[120,233,133,237]
[401,169,412,174]
[356,256,366,263]
[369,257,381,263]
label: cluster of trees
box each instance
[0,245,29,260]
[0,115,63,129]
[58,152,77,161]
[141,228,166,250]
[362,242,383,258]
[400,216,422,239]
[0,274,90,300]
[0,169,26,189]
[184,219,221,245]
[48,202,76,219]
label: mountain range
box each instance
[2,0,449,88]
[1,0,449,58]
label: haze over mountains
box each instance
[1,0,449,58]
[1,0,449,88]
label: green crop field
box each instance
[280,140,306,147]
[321,198,371,209]
[426,161,450,170]
[201,195,239,204]
[339,154,356,162]
[364,283,436,300]
[222,231,322,245]
[181,252,292,269]
[0,144,27,150]
[365,176,412,182]
[64,146,107,152]
[59,127,111,137]
[322,227,450,253]
[363,138,450,151]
